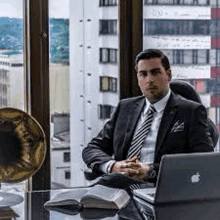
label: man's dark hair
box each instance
[135,49,170,71]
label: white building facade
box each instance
[70,0,119,186]
[0,52,24,109]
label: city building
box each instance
[70,0,119,186]
[143,0,220,149]
[0,52,23,109]
[51,113,70,188]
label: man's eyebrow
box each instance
[138,68,161,74]
[151,68,161,72]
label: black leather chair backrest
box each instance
[170,79,219,148]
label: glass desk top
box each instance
[2,188,220,220]
[0,188,143,220]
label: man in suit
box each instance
[82,49,213,185]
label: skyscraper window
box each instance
[99,20,117,35]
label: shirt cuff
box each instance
[99,160,116,173]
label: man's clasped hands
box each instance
[111,156,150,181]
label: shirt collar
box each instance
[144,89,171,115]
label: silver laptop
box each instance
[133,152,220,205]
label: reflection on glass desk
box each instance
[135,198,220,220]
[0,188,143,220]
[2,188,220,220]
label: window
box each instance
[207,78,220,94]
[99,20,117,35]
[194,20,210,35]
[1,0,217,199]
[167,49,210,65]
[192,50,198,64]
[0,70,8,80]
[173,0,184,4]
[196,49,210,64]
[144,0,209,4]
[144,20,210,35]
[11,63,23,67]
[0,84,8,95]
[65,171,71,179]
[100,76,117,92]
[0,0,29,202]
[63,152,70,162]
[50,0,120,189]
[211,20,220,37]
[206,50,210,64]
[0,69,9,109]
[100,48,118,63]
[143,0,220,151]
[173,50,184,64]
[51,113,70,136]
[100,0,117,6]
[98,104,116,119]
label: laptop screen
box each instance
[155,152,220,204]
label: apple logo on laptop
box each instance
[191,172,200,183]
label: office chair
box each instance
[84,79,219,181]
[170,79,219,148]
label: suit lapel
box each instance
[122,96,146,156]
[154,92,178,160]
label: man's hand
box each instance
[111,157,141,175]
[131,160,151,181]
[112,157,151,181]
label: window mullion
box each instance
[29,0,50,191]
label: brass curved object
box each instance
[0,108,46,183]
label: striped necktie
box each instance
[127,105,156,158]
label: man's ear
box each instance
[166,68,172,81]
[135,64,138,72]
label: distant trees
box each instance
[50,18,69,64]
[0,17,23,50]
[0,17,69,64]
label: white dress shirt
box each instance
[138,89,171,164]
[100,89,171,173]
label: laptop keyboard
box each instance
[133,196,155,220]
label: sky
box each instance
[0,0,69,18]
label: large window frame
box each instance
[23,0,143,200]
[27,0,143,192]
[119,0,143,99]
[25,0,50,219]
[25,0,220,218]
[25,1,142,217]
[27,0,50,191]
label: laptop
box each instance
[133,152,220,205]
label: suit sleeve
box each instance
[82,102,120,173]
[187,105,214,152]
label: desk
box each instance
[3,188,220,220]
[0,188,144,220]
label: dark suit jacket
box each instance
[82,92,214,180]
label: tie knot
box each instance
[149,105,156,114]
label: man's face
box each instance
[136,58,171,103]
